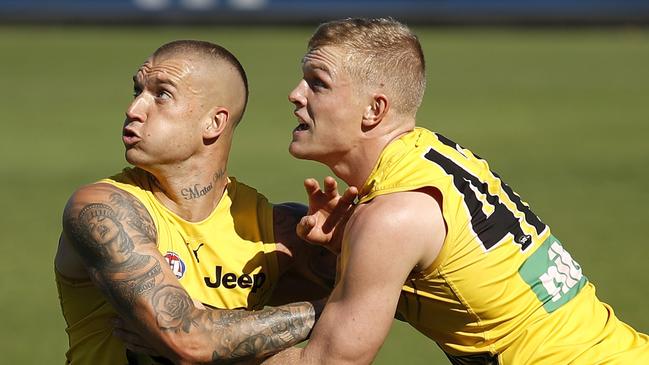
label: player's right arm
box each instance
[261,188,446,365]
[61,183,320,364]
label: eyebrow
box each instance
[312,65,331,74]
[131,73,178,88]
[304,59,329,71]
[153,74,178,87]
[303,61,333,79]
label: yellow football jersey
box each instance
[56,167,279,365]
[358,128,648,364]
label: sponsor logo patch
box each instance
[164,251,186,279]
[204,266,266,293]
[518,235,587,313]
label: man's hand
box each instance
[113,318,160,358]
[297,177,358,254]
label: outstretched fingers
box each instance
[297,176,359,252]
[322,185,358,233]
[323,176,338,198]
[340,185,358,205]
[304,178,321,196]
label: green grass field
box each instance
[1,25,648,364]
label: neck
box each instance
[144,159,229,222]
[327,144,383,189]
[329,121,414,189]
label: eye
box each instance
[156,90,172,100]
[308,78,326,91]
[132,86,142,98]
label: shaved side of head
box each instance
[153,40,249,126]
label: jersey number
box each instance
[424,138,546,251]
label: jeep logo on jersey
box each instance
[204,266,266,293]
[164,252,186,279]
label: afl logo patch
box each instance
[164,252,186,279]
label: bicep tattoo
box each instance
[110,192,157,242]
[65,189,162,308]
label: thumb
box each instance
[296,215,316,240]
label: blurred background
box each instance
[1,1,648,364]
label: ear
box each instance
[203,107,230,139]
[361,93,389,129]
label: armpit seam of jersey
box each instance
[439,269,490,345]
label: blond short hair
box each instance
[308,18,426,116]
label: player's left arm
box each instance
[269,202,337,304]
[270,177,358,305]
[263,190,446,364]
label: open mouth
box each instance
[294,123,310,132]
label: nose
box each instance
[288,80,307,108]
[125,95,148,123]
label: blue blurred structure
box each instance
[1,0,648,24]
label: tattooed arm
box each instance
[61,183,321,364]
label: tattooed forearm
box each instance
[235,305,308,354]
[203,302,317,362]
[140,297,316,363]
[151,285,196,333]
[147,284,315,360]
